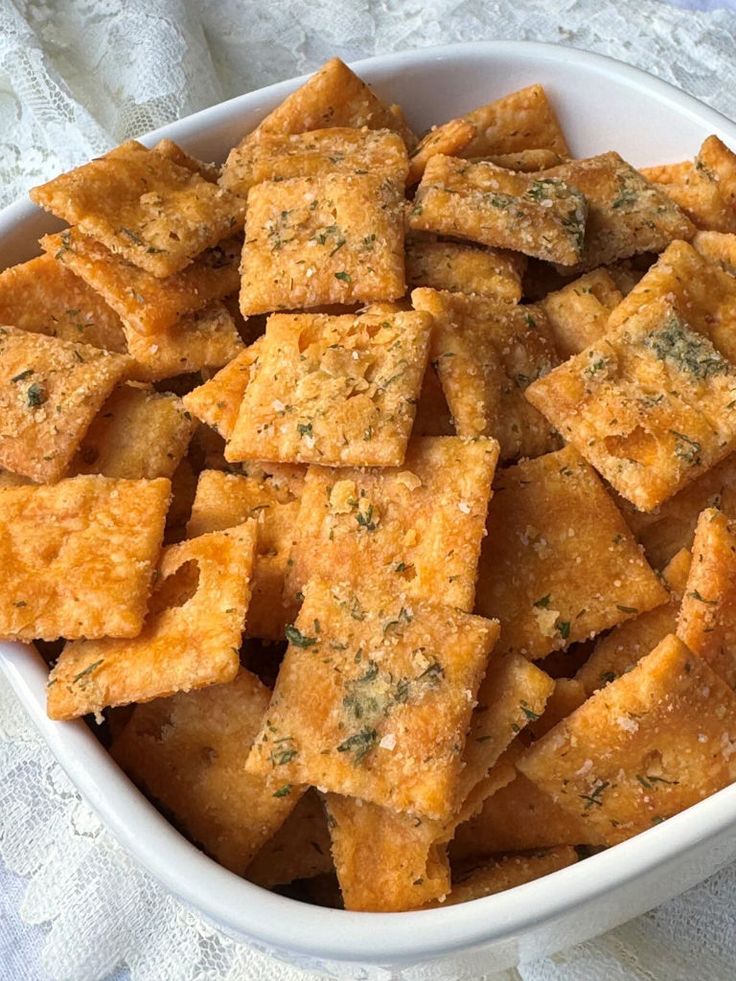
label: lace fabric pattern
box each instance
[2,1,736,978]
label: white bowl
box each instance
[2,40,736,980]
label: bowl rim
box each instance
[2,37,736,968]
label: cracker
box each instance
[124,302,244,381]
[0,326,132,482]
[576,548,691,696]
[187,469,299,639]
[30,141,245,278]
[224,309,431,467]
[475,445,667,659]
[111,668,298,873]
[71,383,195,480]
[527,297,736,511]
[443,847,578,905]
[407,84,569,184]
[405,237,525,302]
[153,138,221,182]
[0,475,169,642]
[250,57,416,147]
[246,578,497,820]
[677,508,736,689]
[412,288,559,461]
[182,341,262,439]
[622,453,736,569]
[458,653,554,808]
[542,152,694,272]
[518,634,736,843]
[409,156,587,265]
[246,789,333,887]
[607,242,736,361]
[451,773,605,859]
[412,364,455,437]
[479,149,566,172]
[0,253,127,353]
[284,436,499,614]
[540,269,624,358]
[239,172,405,314]
[43,228,241,336]
[325,796,449,911]
[643,136,736,234]
[221,127,408,198]
[47,522,257,719]
[692,230,736,276]
[528,678,587,739]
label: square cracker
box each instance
[542,152,694,273]
[540,268,624,358]
[412,288,559,461]
[474,445,667,660]
[526,296,736,511]
[152,138,221,183]
[576,548,691,696]
[0,326,132,482]
[246,789,333,887]
[443,847,577,905]
[111,668,298,873]
[407,84,570,185]
[71,384,195,480]
[325,795,450,911]
[30,141,245,278]
[451,772,606,860]
[187,469,300,640]
[642,136,736,234]
[409,156,587,266]
[221,127,409,198]
[182,340,262,439]
[284,435,499,614]
[405,237,525,303]
[518,634,736,844]
[123,302,244,382]
[692,230,736,276]
[224,309,431,467]
[621,452,736,570]
[0,253,127,353]
[677,508,736,690]
[245,577,497,821]
[607,241,736,362]
[249,57,416,148]
[47,521,257,719]
[43,228,241,336]
[239,172,405,315]
[0,475,169,642]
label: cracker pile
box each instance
[3,56,736,912]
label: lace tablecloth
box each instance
[2,1,736,978]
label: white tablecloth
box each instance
[2,1,736,978]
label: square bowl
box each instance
[2,39,736,980]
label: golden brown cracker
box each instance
[30,140,244,278]
[246,789,333,887]
[0,475,169,641]
[284,436,499,614]
[43,228,241,336]
[112,668,298,873]
[0,253,127,353]
[182,341,262,439]
[72,384,195,479]
[405,237,525,302]
[240,172,405,314]
[541,268,624,358]
[224,309,431,467]
[443,847,578,905]
[0,326,132,482]
[475,445,667,659]
[47,522,257,719]
[518,634,736,844]
[409,156,587,265]
[246,578,497,821]
[412,288,559,462]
